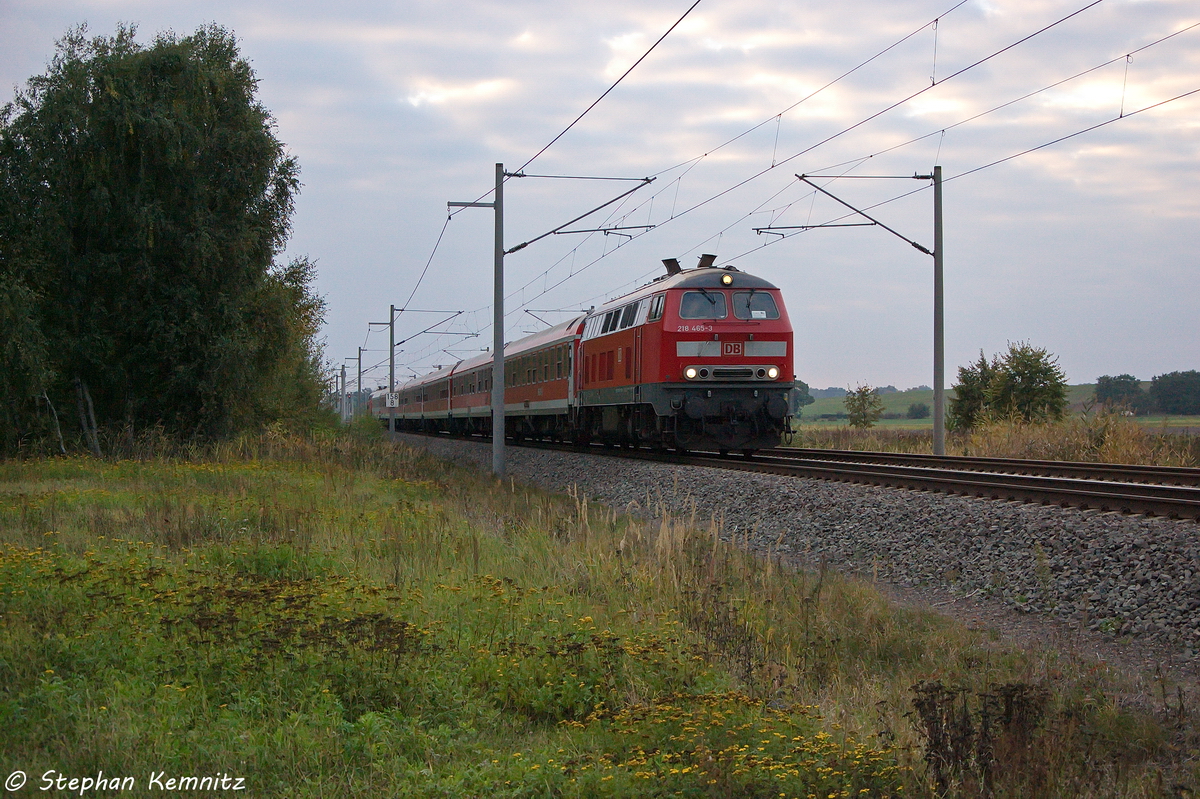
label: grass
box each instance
[1,423,1196,796]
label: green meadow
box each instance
[0,425,1194,796]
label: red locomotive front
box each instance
[576,257,794,452]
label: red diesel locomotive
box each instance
[370,255,795,452]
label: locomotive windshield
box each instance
[732,291,779,320]
[679,290,728,320]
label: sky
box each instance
[2,0,1197,391]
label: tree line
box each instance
[1094,372,1200,416]
[0,24,329,455]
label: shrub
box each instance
[947,352,997,431]
[987,342,1068,423]
[906,402,931,419]
[844,385,884,429]
[949,343,1067,430]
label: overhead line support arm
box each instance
[505,177,655,254]
[796,174,932,254]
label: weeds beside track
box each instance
[793,415,1200,467]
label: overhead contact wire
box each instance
[504,0,1107,311]
[464,0,975,316]
[650,0,971,178]
[808,19,1200,178]
[515,0,703,174]
[719,85,1200,264]
[427,0,1122,352]
[951,86,1200,182]
[668,0,1109,223]
[396,214,452,327]
[448,0,702,218]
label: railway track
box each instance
[402,432,1200,521]
[705,447,1200,521]
[764,447,1200,487]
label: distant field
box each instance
[1131,415,1200,430]
[798,384,1200,431]
[801,388,936,420]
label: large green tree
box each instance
[0,24,325,449]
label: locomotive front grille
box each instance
[712,367,754,379]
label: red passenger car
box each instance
[370,256,795,453]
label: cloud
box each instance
[405,78,515,108]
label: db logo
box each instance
[721,342,744,356]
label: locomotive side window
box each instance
[647,294,665,322]
[679,290,727,320]
[732,291,780,320]
[619,302,639,329]
[601,310,619,334]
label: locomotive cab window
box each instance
[732,291,779,320]
[678,290,727,320]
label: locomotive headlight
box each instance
[720,273,733,286]
[767,366,780,379]
[685,366,699,380]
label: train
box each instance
[369,254,796,453]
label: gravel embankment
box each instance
[398,434,1200,662]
